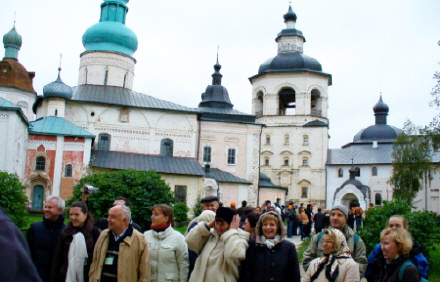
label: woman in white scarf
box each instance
[302,228,360,282]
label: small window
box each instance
[264,158,270,166]
[302,157,309,167]
[64,164,73,177]
[301,187,308,198]
[338,168,343,178]
[372,166,378,176]
[375,193,382,205]
[284,134,289,145]
[265,135,271,145]
[203,146,211,163]
[303,135,309,145]
[355,167,361,177]
[160,139,174,157]
[98,133,111,151]
[35,156,46,171]
[175,185,187,203]
[283,158,289,166]
[227,148,236,164]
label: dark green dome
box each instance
[3,26,21,49]
[258,52,322,75]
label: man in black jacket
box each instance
[0,207,42,282]
[27,195,65,282]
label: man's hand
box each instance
[229,214,240,229]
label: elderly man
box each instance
[302,205,368,277]
[89,204,149,282]
[27,195,65,282]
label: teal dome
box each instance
[82,0,138,57]
[3,25,22,59]
[3,26,22,48]
[82,22,138,56]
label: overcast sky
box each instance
[1,0,439,148]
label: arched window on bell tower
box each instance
[255,91,264,117]
[311,89,322,116]
[279,87,296,115]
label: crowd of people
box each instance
[0,195,431,282]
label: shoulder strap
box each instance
[399,261,414,282]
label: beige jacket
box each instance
[302,256,360,282]
[186,222,249,282]
[88,228,150,282]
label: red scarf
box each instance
[150,223,171,232]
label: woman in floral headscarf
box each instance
[302,228,360,282]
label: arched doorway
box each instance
[341,193,358,209]
[32,185,44,210]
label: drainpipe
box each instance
[256,124,265,206]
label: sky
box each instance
[1,0,439,148]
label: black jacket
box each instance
[376,256,420,282]
[27,215,65,282]
[50,220,101,282]
[0,207,42,282]
[240,239,301,282]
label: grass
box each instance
[176,225,187,234]
[430,244,440,282]
[297,237,311,263]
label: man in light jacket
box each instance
[88,204,149,282]
[186,207,249,282]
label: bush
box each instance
[174,202,188,226]
[68,169,174,230]
[359,199,440,259]
[0,172,29,230]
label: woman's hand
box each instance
[229,214,240,229]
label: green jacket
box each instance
[302,225,368,277]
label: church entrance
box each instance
[341,193,358,209]
[32,185,44,210]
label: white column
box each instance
[52,136,64,196]
[83,138,92,168]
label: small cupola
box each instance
[43,67,72,100]
[373,95,389,125]
[198,56,233,109]
[3,24,22,59]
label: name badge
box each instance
[104,256,114,265]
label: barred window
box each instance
[227,148,236,164]
[203,146,211,163]
[35,156,46,171]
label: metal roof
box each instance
[29,116,95,138]
[91,150,205,176]
[0,97,28,124]
[71,85,197,113]
[259,173,287,191]
[205,167,252,184]
[198,107,257,124]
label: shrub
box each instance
[0,172,29,230]
[359,199,440,259]
[174,202,188,226]
[68,169,174,230]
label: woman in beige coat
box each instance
[302,228,360,282]
[186,207,249,282]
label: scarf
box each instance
[150,222,171,232]
[260,235,280,249]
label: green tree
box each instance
[390,122,435,205]
[68,169,174,230]
[359,199,440,259]
[0,172,29,230]
[173,202,189,226]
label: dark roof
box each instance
[259,173,287,191]
[71,84,197,113]
[328,143,395,165]
[304,119,328,127]
[250,53,332,84]
[205,167,252,184]
[29,116,95,138]
[0,97,28,124]
[353,124,402,143]
[0,58,36,93]
[91,150,205,176]
[198,107,257,124]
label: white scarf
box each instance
[260,235,280,249]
